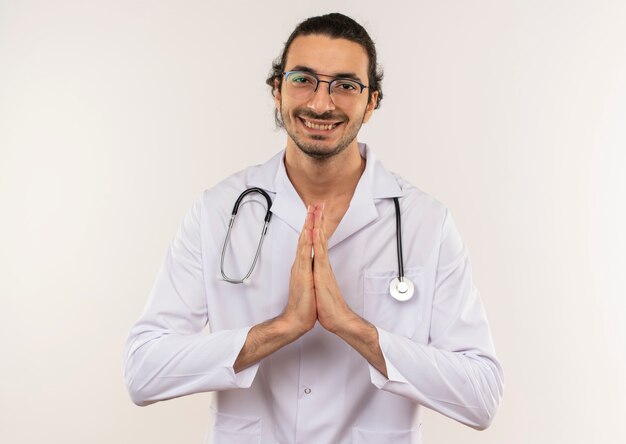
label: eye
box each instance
[333,80,360,93]
[288,72,315,86]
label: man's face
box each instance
[274,35,378,160]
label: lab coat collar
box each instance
[247,143,403,248]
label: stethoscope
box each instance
[219,188,415,302]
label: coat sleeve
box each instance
[122,195,259,406]
[367,209,504,430]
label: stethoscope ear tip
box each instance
[242,278,252,286]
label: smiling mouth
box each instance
[299,117,342,131]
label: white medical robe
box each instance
[123,144,504,443]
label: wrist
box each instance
[325,308,359,336]
[277,313,313,339]
[333,311,371,339]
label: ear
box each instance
[273,78,281,111]
[362,90,379,123]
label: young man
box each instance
[124,13,503,443]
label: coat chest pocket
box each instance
[363,268,424,338]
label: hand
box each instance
[280,206,317,336]
[311,204,358,334]
[235,208,316,372]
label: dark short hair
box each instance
[266,13,384,126]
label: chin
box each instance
[296,140,351,160]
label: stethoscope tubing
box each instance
[393,197,404,282]
[220,188,273,284]
[220,188,414,300]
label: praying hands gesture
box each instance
[234,203,387,377]
[283,203,357,334]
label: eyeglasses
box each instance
[282,70,369,105]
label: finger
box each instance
[296,215,312,267]
[312,204,323,230]
[318,210,327,246]
[312,227,328,270]
[301,228,312,263]
[301,206,314,232]
[305,208,314,255]
[311,204,326,234]
[312,209,323,250]
[312,207,328,255]
[305,205,314,230]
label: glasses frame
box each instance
[282,70,369,98]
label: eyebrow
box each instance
[289,65,364,83]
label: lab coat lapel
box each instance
[246,144,404,242]
[327,144,403,249]
[271,171,307,233]
[327,198,377,249]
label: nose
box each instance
[307,80,335,114]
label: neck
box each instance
[284,141,365,208]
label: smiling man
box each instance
[124,13,503,443]
[275,36,376,160]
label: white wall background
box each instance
[1,1,625,442]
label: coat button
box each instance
[304,388,311,394]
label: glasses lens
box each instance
[330,79,362,96]
[284,72,317,99]
[283,71,365,105]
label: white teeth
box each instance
[303,119,338,131]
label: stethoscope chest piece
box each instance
[389,277,414,302]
